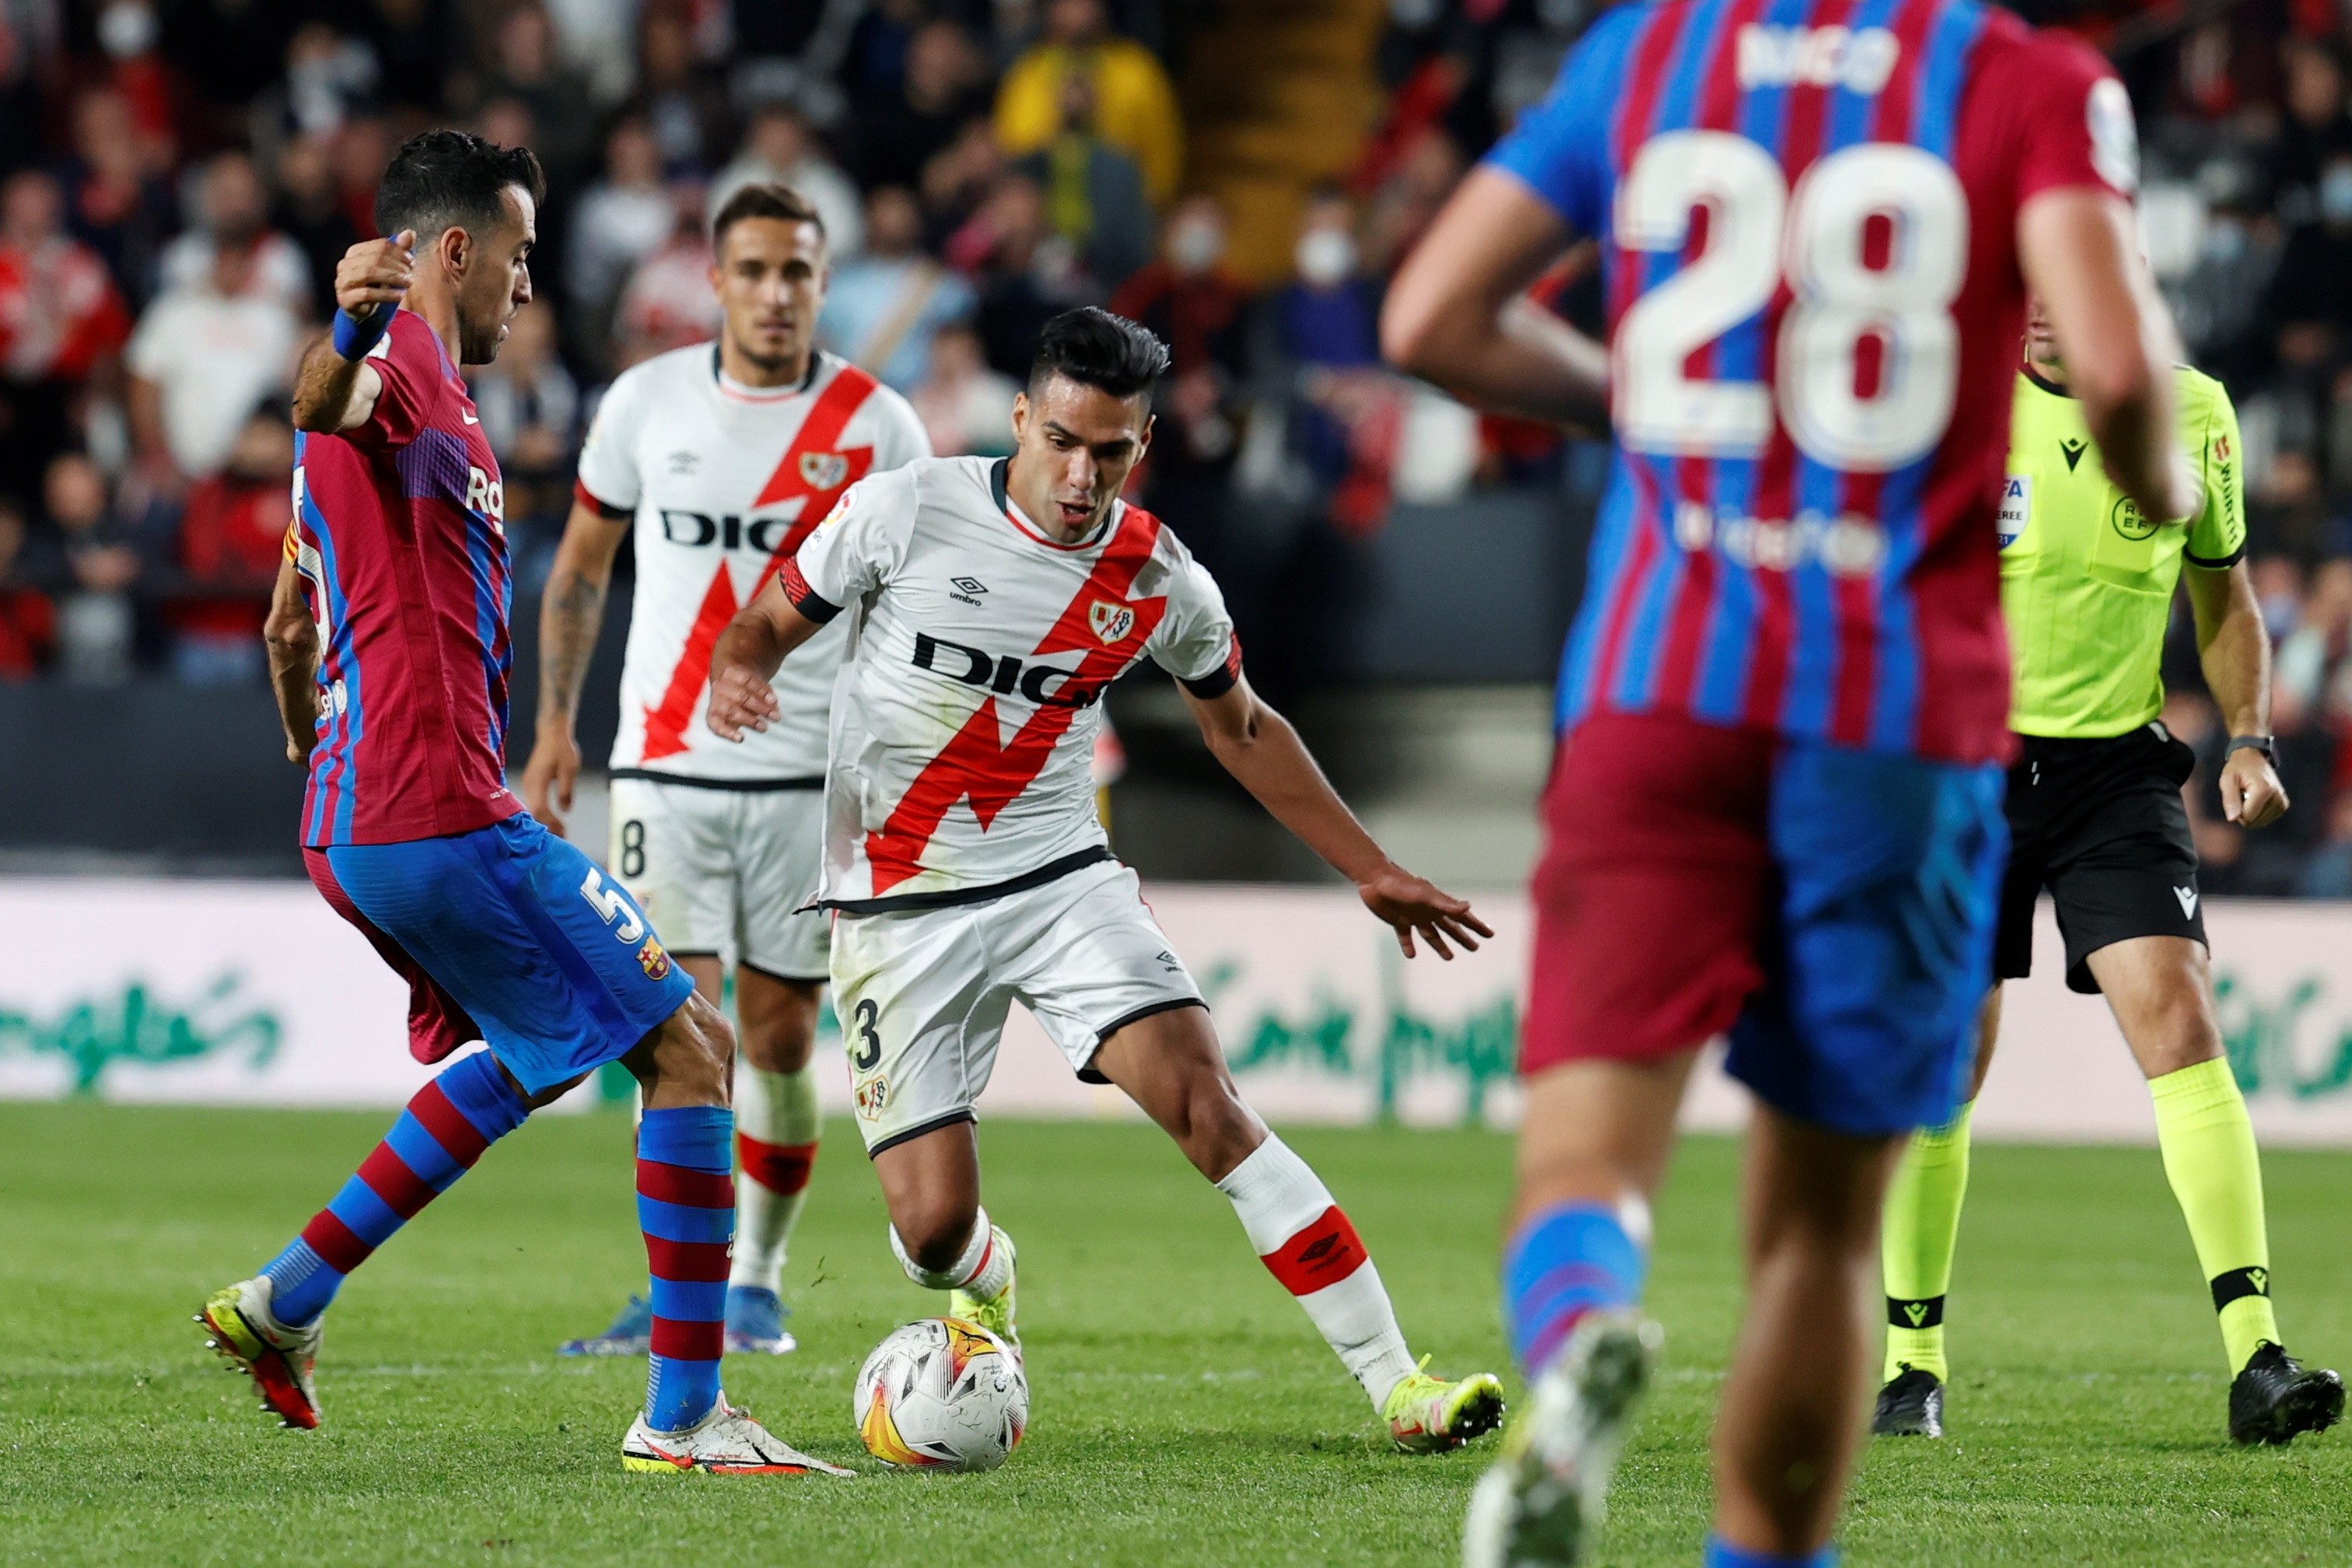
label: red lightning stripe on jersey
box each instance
[863,506,1165,894]
[639,365,882,761]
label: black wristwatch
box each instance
[2225,735,2277,765]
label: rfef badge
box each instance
[1997,474,2030,551]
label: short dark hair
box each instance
[373,130,545,243]
[711,181,827,250]
[1030,307,1171,401]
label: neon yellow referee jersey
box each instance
[1997,366,2245,739]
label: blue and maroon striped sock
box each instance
[1503,1201,1647,1376]
[261,1051,529,1326]
[636,1105,733,1433]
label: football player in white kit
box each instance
[523,183,930,1356]
[706,307,1507,1452]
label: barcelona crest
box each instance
[636,936,670,980]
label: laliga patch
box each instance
[800,451,849,492]
[1089,600,1136,645]
[1997,474,2029,551]
[636,936,670,980]
[855,1074,891,1121]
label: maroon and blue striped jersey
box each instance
[1488,0,2135,763]
[289,309,522,845]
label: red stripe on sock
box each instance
[301,1209,373,1275]
[650,1316,724,1361]
[1259,1206,1370,1297]
[737,1133,817,1195]
[355,1141,437,1220]
[644,1235,733,1283]
[408,1081,492,1167]
[637,1158,734,1209]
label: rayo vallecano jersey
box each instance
[784,455,1241,912]
[576,345,929,781]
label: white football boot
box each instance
[1463,1311,1661,1567]
[621,1397,856,1475]
[198,1275,324,1430]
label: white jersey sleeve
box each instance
[787,464,920,618]
[574,369,646,512]
[1143,536,1241,695]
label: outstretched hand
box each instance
[1356,865,1493,961]
[705,663,779,742]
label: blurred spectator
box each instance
[271,134,362,321]
[821,185,975,391]
[852,19,990,193]
[469,300,577,592]
[332,115,393,240]
[2297,790,2352,898]
[466,2,598,195]
[1268,189,1381,492]
[2277,558,2352,723]
[1013,71,1152,292]
[124,228,299,484]
[0,502,55,680]
[89,0,190,166]
[995,0,1183,208]
[613,184,720,368]
[922,116,1008,240]
[911,321,1017,457]
[2266,151,2352,375]
[2272,38,2352,219]
[0,171,131,512]
[1111,196,1250,472]
[961,173,1092,382]
[1362,128,1465,278]
[40,451,156,684]
[250,23,380,150]
[159,152,311,318]
[166,404,291,684]
[569,117,674,357]
[623,0,735,176]
[59,86,177,310]
[710,103,865,260]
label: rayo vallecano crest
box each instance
[1089,600,1136,644]
[799,450,849,491]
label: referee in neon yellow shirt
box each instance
[1872,299,2343,1446]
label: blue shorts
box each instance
[1527,712,2007,1136]
[310,814,697,1097]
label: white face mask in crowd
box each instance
[1296,227,1358,289]
[1167,218,1224,275]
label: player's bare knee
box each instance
[895,1196,982,1273]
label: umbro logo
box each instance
[951,576,987,594]
[2175,886,2199,919]
[667,450,700,475]
[2060,438,2088,472]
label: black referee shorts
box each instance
[1996,723,2207,995]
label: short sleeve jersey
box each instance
[1485,0,2137,764]
[1998,366,2245,738]
[783,455,1241,912]
[574,345,931,781]
[291,309,520,845]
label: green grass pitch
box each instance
[1,1102,2347,1566]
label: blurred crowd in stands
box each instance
[4,0,2352,891]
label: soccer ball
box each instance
[853,1317,1027,1471]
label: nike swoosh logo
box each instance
[462,411,480,424]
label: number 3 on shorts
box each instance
[849,996,882,1072]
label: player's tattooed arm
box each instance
[264,557,320,765]
[1181,675,1493,961]
[705,580,828,742]
[521,499,629,836]
[292,233,415,432]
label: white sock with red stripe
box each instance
[1217,1134,1417,1410]
[728,1062,821,1294]
[891,1206,1013,1298]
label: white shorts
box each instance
[830,858,1205,1154]
[607,775,829,982]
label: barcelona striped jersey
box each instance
[288,309,521,845]
[1487,0,2137,763]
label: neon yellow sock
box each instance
[1880,1102,1972,1384]
[2149,1056,2279,1374]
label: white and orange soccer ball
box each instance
[853,1317,1027,1472]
